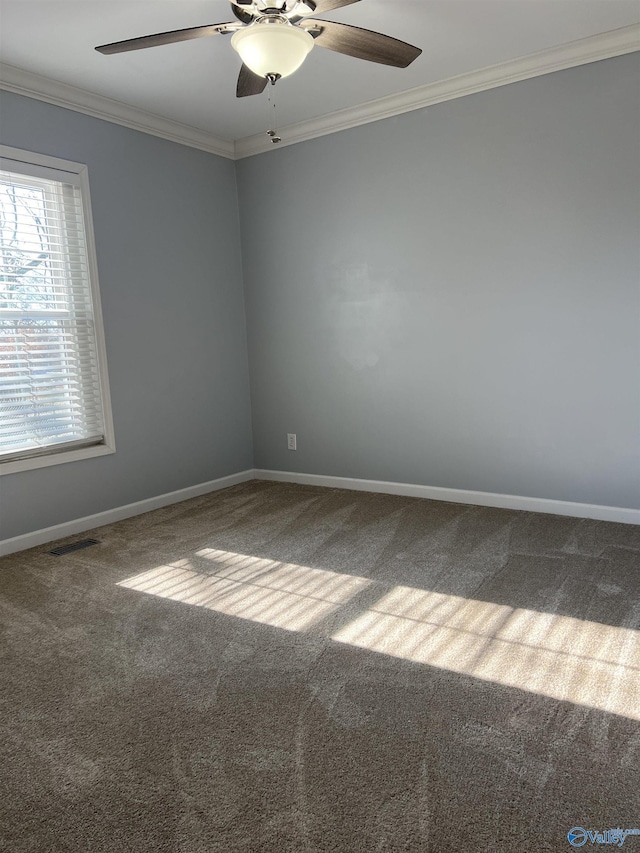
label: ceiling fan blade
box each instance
[303,20,421,68]
[304,0,361,14]
[237,64,268,98]
[95,23,238,55]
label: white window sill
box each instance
[0,442,116,476]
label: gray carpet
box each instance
[1,480,639,852]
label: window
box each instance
[0,146,114,475]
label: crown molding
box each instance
[0,63,235,160]
[234,23,640,159]
[1,23,638,162]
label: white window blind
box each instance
[0,151,112,469]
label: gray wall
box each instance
[237,53,640,510]
[0,92,253,540]
[1,52,638,542]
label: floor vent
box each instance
[49,539,100,556]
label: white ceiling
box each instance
[1,0,639,143]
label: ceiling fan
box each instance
[95,0,422,99]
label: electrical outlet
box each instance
[287,433,297,451]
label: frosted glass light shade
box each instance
[231,22,314,79]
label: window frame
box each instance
[0,145,115,476]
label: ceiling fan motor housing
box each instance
[251,0,317,15]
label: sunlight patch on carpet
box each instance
[332,585,640,721]
[118,549,640,720]
[117,549,371,633]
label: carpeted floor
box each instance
[1,480,639,852]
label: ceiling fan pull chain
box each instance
[265,78,282,144]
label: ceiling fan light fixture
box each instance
[231,20,314,79]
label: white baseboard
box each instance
[0,469,254,557]
[3,466,638,557]
[253,469,640,526]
